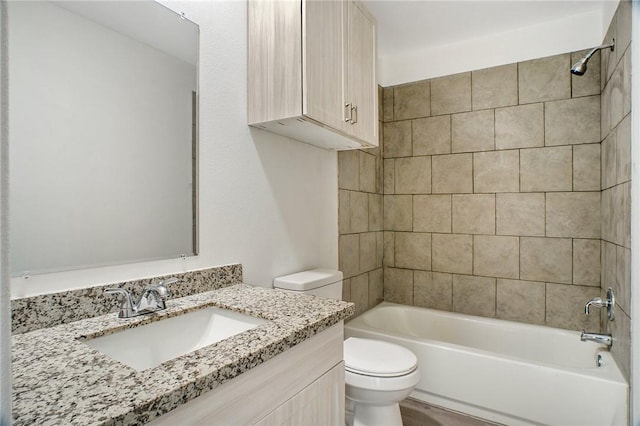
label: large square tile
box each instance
[496,193,545,236]
[395,232,432,270]
[394,80,431,120]
[395,156,432,194]
[573,239,600,286]
[452,194,495,235]
[413,115,451,156]
[495,103,544,150]
[414,271,453,311]
[472,63,518,110]
[474,235,519,279]
[519,54,571,103]
[383,121,412,158]
[432,154,473,194]
[384,195,413,231]
[544,96,600,146]
[451,110,494,153]
[497,279,545,325]
[546,192,600,239]
[520,146,572,192]
[384,267,414,305]
[452,275,496,317]
[431,72,471,115]
[413,195,452,233]
[520,237,572,284]
[473,150,519,193]
[432,234,473,274]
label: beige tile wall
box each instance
[600,0,632,382]
[382,50,603,332]
[337,87,384,316]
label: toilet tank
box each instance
[273,269,343,300]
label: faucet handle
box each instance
[584,288,615,321]
[151,277,179,298]
[105,288,135,318]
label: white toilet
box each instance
[273,269,420,426]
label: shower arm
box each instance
[584,41,615,61]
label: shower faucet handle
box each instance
[584,288,615,321]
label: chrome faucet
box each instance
[584,288,615,320]
[106,278,178,318]
[581,331,613,348]
[105,288,136,318]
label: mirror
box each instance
[8,0,199,276]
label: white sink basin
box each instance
[83,307,269,371]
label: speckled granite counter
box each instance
[12,284,354,425]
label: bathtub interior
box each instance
[345,302,628,426]
[349,302,605,369]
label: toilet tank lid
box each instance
[273,269,343,291]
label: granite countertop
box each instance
[12,284,354,425]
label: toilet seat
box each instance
[345,366,421,393]
[344,337,418,377]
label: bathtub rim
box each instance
[345,301,625,379]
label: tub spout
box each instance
[581,331,613,348]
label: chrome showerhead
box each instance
[571,39,615,76]
[570,57,589,76]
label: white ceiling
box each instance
[364,0,611,58]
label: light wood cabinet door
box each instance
[247,0,302,124]
[303,0,348,134]
[345,0,377,144]
[254,362,345,426]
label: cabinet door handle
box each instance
[350,105,358,124]
[344,103,352,123]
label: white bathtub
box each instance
[344,302,628,426]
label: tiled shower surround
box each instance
[600,0,632,381]
[380,52,603,332]
[339,4,632,381]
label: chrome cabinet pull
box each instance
[344,103,352,123]
[350,105,358,124]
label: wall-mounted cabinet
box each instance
[248,0,378,151]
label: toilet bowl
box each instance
[344,337,420,426]
[272,270,420,426]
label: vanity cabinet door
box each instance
[253,362,344,426]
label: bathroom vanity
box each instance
[11,285,353,425]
